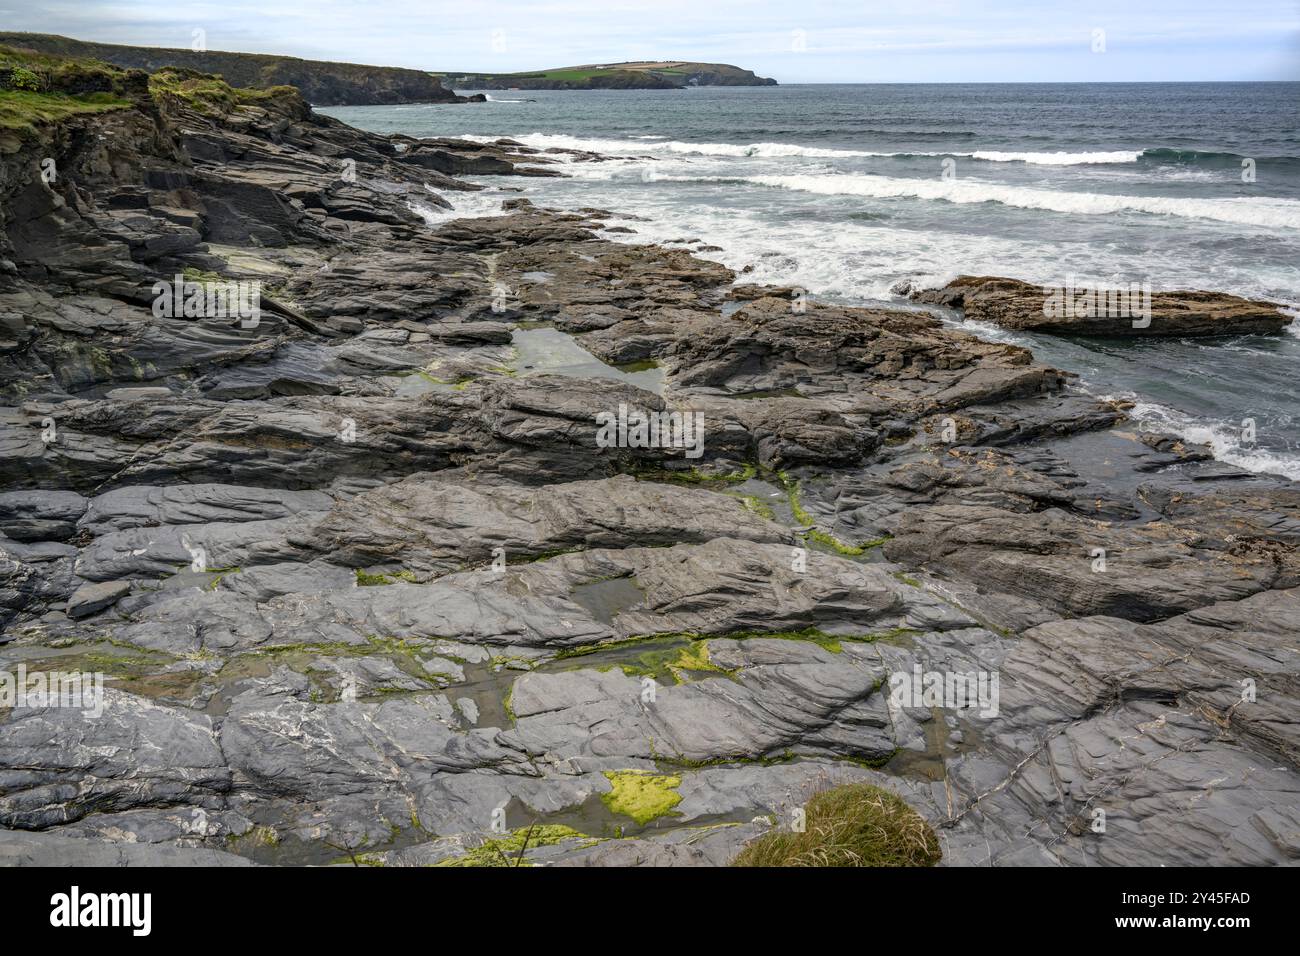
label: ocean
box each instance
[319,82,1300,479]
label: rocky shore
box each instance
[0,56,1296,867]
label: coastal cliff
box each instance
[0,47,1297,868]
[0,32,470,105]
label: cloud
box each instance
[9,0,1300,81]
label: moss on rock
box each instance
[435,825,590,867]
[601,770,682,825]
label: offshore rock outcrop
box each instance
[906,275,1293,337]
[0,55,1296,867]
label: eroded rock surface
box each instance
[0,60,1296,868]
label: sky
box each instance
[5,1,1300,82]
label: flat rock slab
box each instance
[910,275,1292,336]
[66,579,131,618]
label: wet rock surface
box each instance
[907,275,1293,337]
[0,70,1296,867]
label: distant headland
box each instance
[437,61,778,90]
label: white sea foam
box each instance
[738,173,1300,229]
[1118,397,1300,481]
[461,132,881,157]
[578,193,1061,303]
[497,161,1298,306]
[1283,308,1300,339]
[406,201,447,226]
[969,150,1142,165]
[408,186,517,224]
[459,133,1146,164]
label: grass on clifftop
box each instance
[0,46,287,126]
[1,43,124,88]
[148,68,291,115]
[731,782,941,867]
[0,44,134,141]
[0,89,131,136]
[437,67,622,82]
[530,68,611,82]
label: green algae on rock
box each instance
[601,770,683,825]
[435,825,593,867]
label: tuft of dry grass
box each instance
[731,782,941,867]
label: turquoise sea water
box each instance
[321,83,1300,478]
